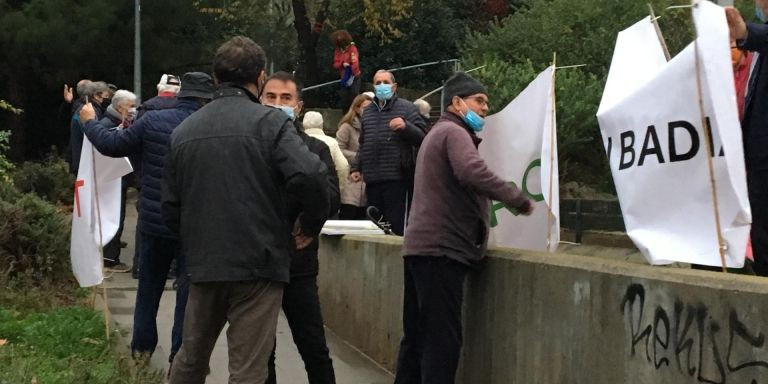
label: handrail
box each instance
[418,65,487,101]
[302,59,461,92]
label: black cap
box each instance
[178,72,214,100]
[442,72,488,107]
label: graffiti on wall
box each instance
[620,284,767,384]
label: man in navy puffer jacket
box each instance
[79,72,214,371]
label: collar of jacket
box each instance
[373,94,399,111]
[351,116,361,130]
[305,127,325,136]
[176,98,202,112]
[105,105,123,124]
[439,111,482,146]
[213,83,261,103]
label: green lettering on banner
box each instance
[490,159,546,228]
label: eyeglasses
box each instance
[465,96,488,107]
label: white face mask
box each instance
[263,103,297,121]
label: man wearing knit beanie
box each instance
[395,72,533,383]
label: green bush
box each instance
[0,192,72,284]
[12,156,74,205]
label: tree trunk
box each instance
[291,0,331,88]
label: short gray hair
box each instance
[76,79,91,96]
[374,70,396,83]
[85,81,110,97]
[111,90,137,109]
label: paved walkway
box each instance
[103,193,392,383]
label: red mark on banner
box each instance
[74,179,85,217]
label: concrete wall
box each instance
[318,235,768,384]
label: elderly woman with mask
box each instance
[97,89,138,273]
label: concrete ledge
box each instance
[318,235,768,383]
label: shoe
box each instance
[105,262,131,273]
[131,265,139,279]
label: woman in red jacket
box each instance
[331,29,361,112]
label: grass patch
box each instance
[0,288,163,383]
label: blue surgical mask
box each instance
[758,7,767,23]
[277,105,296,121]
[264,103,296,121]
[374,84,394,101]
[459,99,485,132]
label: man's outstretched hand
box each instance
[64,84,73,103]
[726,6,748,42]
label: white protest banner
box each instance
[70,138,133,287]
[479,66,559,252]
[597,0,751,267]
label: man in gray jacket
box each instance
[396,72,533,384]
[163,36,330,383]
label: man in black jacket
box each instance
[261,72,340,384]
[350,70,428,235]
[727,5,768,275]
[81,73,214,373]
[163,37,330,384]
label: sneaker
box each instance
[105,262,131,273]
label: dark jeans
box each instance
[339,204,366,220]
[394,256,468,384]
[131,233,188,362]
[338,76,361,112]
[749,170,768,276]
[170,280,284,384]
[366,180,411,236]
[104,182,127,266]
[266,275,335,384]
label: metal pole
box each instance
[134,0,142,103]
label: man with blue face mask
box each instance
[260,71,340,384]
[350,69,429,235]
[396,72,533,384]
[726,4,768,276]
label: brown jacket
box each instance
[336,117,365,206]
[402,112,530,265]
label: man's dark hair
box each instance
[212,36,267,85]
[265,71,303,100]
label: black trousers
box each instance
[338,76,361,113]
[103,181,127,266]
[339,204,366,220]
[749,170,768,276]
[267,274,335,384]
[394,256,468,384]
[366,180,411,236]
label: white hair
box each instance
[111,90,137,109]
[413,99,431,117]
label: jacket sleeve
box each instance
[330,142,350,196]
[741,23,768,54]
[333,48,344,71]
[445,127,530,210]
[83,118,145,157]
[317,144,341,217]
[397,104,428,146]
[350,45,361,76]
[161,142,181,235]
[336,124,358,162]
[351,121,364,173]
[273,121,330,236]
